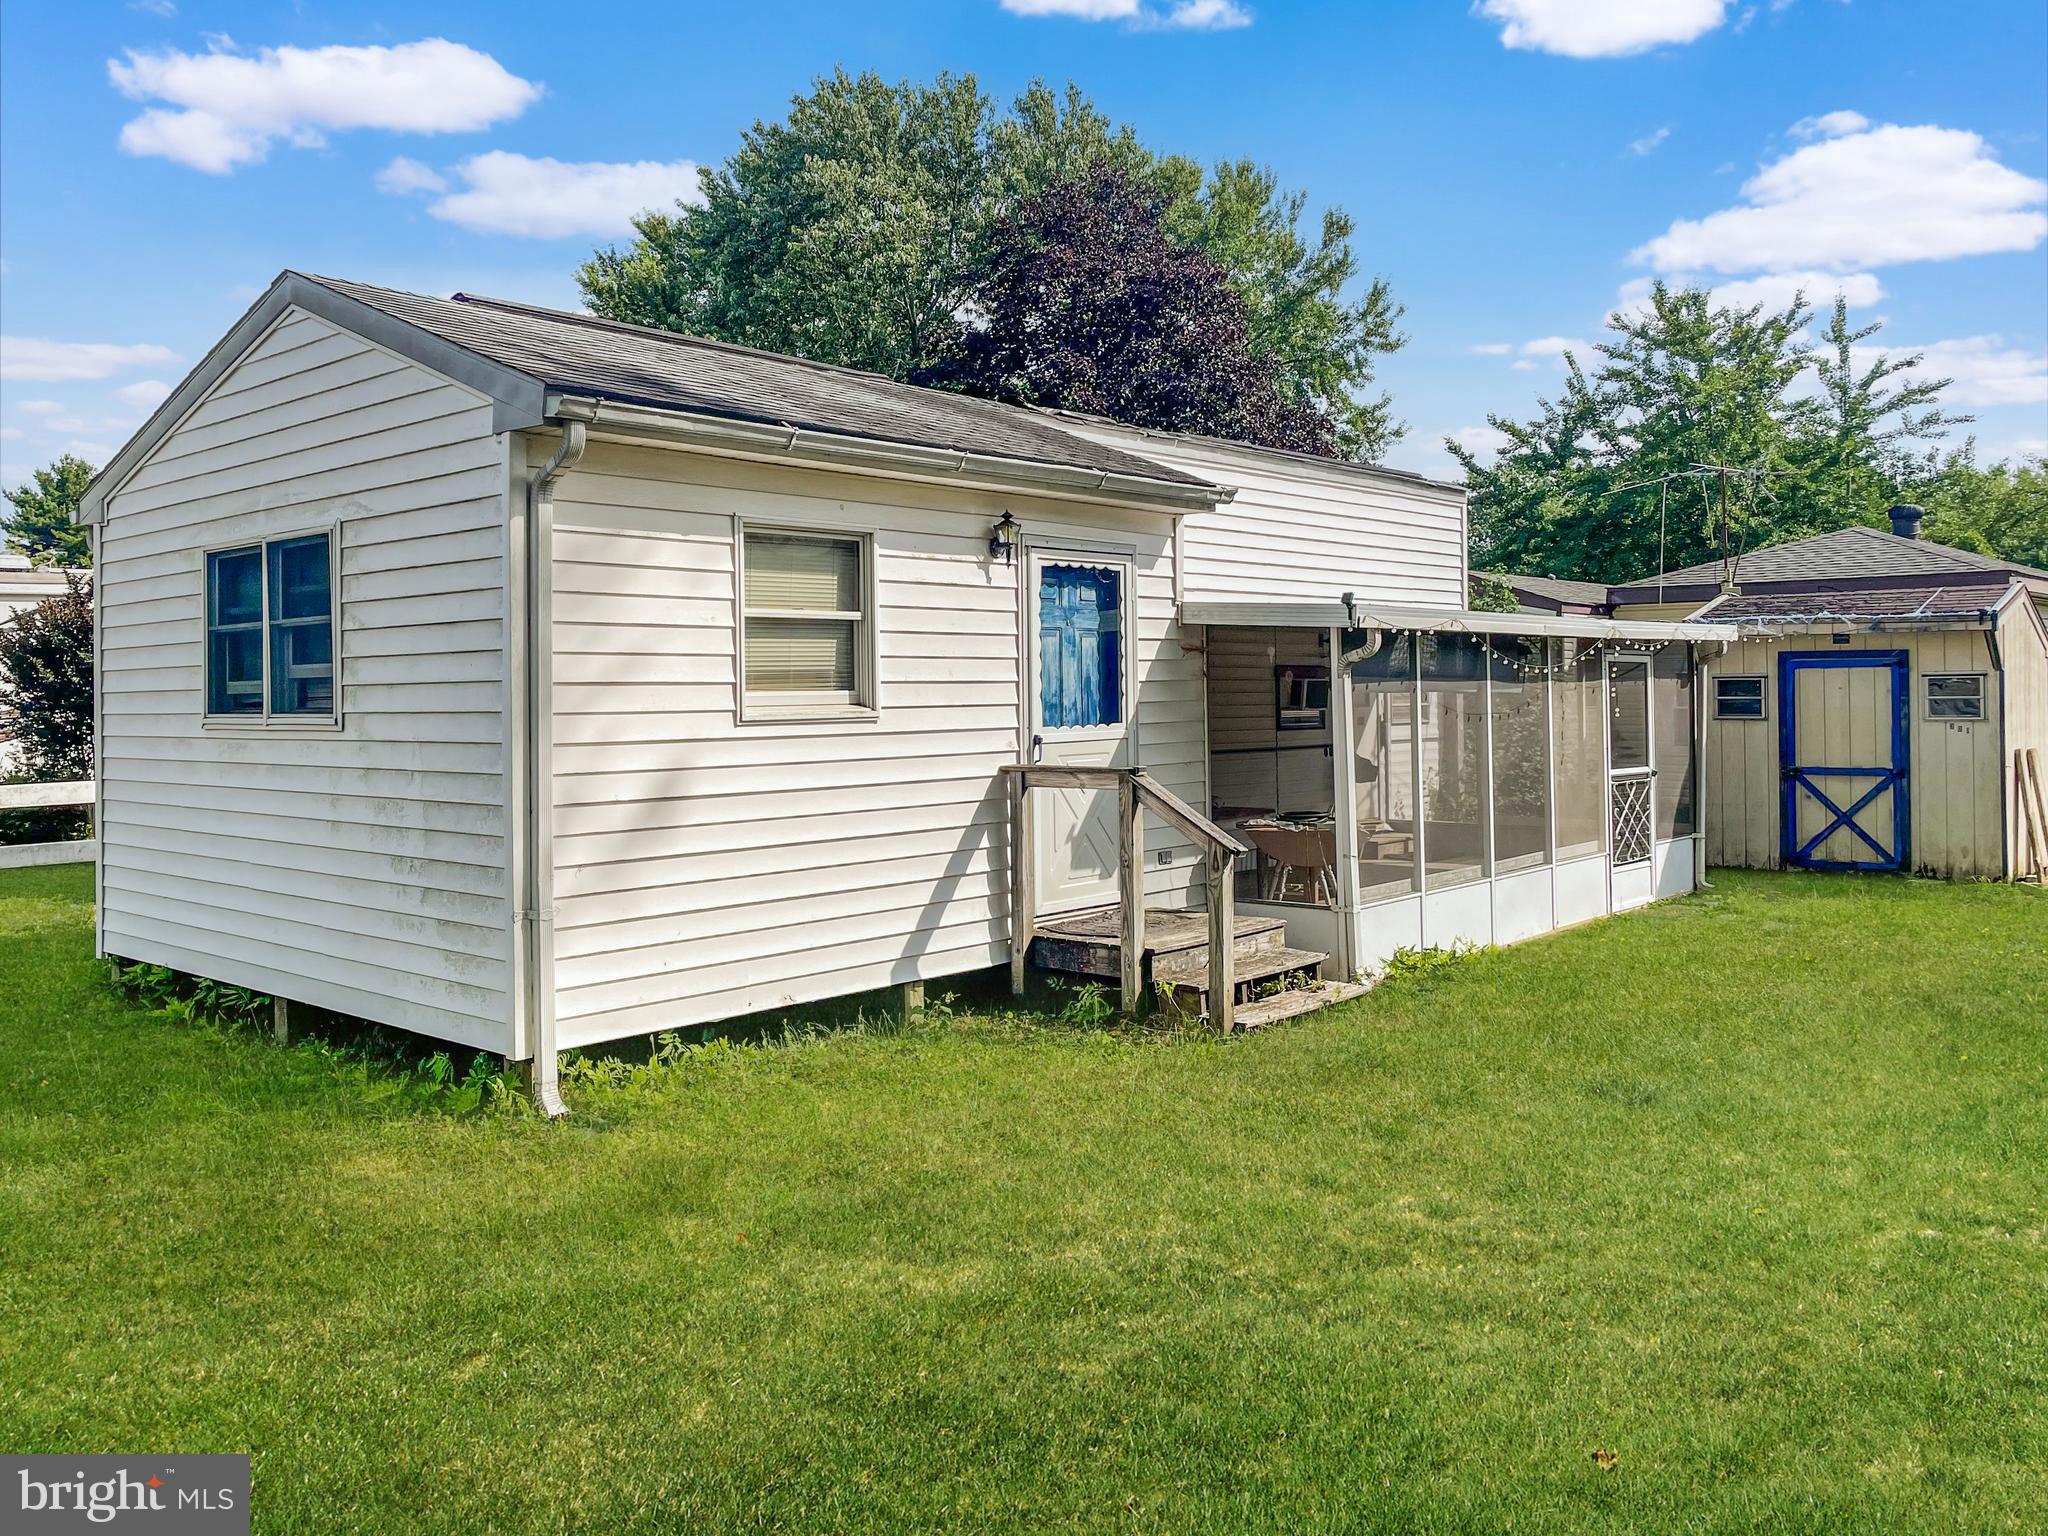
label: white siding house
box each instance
[78,272,1730,1107]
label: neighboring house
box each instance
[76,272,1729,1101]
[1487,510,2048,879]
[1,551,78,773]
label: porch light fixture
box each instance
[989,511,1019,565]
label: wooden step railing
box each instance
[1002,764,1254,1030]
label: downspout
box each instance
[521,405,593,1118]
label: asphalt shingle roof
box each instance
[302,274,1208,490]
[1646,525,2048,587]
[1710,584,2010,622]
[1486,571,1614,607]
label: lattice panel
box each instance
[1611,775,1653,866]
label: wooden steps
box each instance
[1028,905,1359,1028]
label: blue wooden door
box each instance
[1779,651,1909,871]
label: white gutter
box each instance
[557,394,1232,514]
[1181,597,1736,644]
[516,404,593,1118]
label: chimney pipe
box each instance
[1887,503,1925,540]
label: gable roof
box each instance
[1642,525,2048,588]
[81,270,1220,522]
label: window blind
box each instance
[745,533,860,613]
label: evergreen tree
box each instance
[3,455,94,568]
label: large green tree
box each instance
[3,455,94,568]
[1455,288,1981,583]
[578,72,1404,460]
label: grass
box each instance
[2,863,2044,1534]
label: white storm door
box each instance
[1026,548,1138,915]
[1607,654,1657,911]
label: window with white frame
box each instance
[1925,672,1984,720]
[1714,675,1767,720]
[740,527,872,716]
[205,531,336,721]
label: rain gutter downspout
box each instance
[520,400,594,1118]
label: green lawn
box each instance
[2,864,2044,1534]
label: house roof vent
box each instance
[1887,503,1925,540]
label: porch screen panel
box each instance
[1653,645,1698,839]
[1420,632,1488,889]
[1551,640,1605,860]
[1489,635,1551,873]
[1350,631,1420,901]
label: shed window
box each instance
[1925,673,1984,720]
[205,532,334,720]
[1714,675,1767,720]
[741,528,870,714]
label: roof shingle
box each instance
[1645,525,2048,587]
[302,274,1209,490]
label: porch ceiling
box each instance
[1180,598,1736,643]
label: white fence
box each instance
[0,779,94,869]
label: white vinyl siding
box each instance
[95,307,515,1049]
[1052,419,1469,610]
[546,439,1202,1048]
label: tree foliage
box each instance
[915,165,1334,454]
[3,455,94,568]
[578,72,1403,459]
[1453,287,2002,583]
[0,572,94,780]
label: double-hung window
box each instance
[739,527,872,719]
[205,531,336,722]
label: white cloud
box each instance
[1629,126,1671,157]
[412,151,704,239]
[129,0,177,15]
[375,155,448,196]
[1476,0,1730,58]
[1986,436,2047,464]
[1469,342,1514,355]
[1615,270,1885,317]
[1449,425,1510,461]
[1790,109,1868,141]
[114,378,173,411]
[0,427,21,442]
[1883,336,2048,408]
[998,0,1252,28]
[109,38,541,173]
[1,339,179,382]
[16,400,64,416]
[1157,0,1253,27]
[1633,116,2048,275]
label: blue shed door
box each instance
[1027,551,1136,914]
[1779,651,1910,871]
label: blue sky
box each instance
[3,0,2044,490]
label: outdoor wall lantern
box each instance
[989,511,1019,565]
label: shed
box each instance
[77,272,1729,1106]
[1493,511,2048,879]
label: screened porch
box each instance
[1192,602,1734,974]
